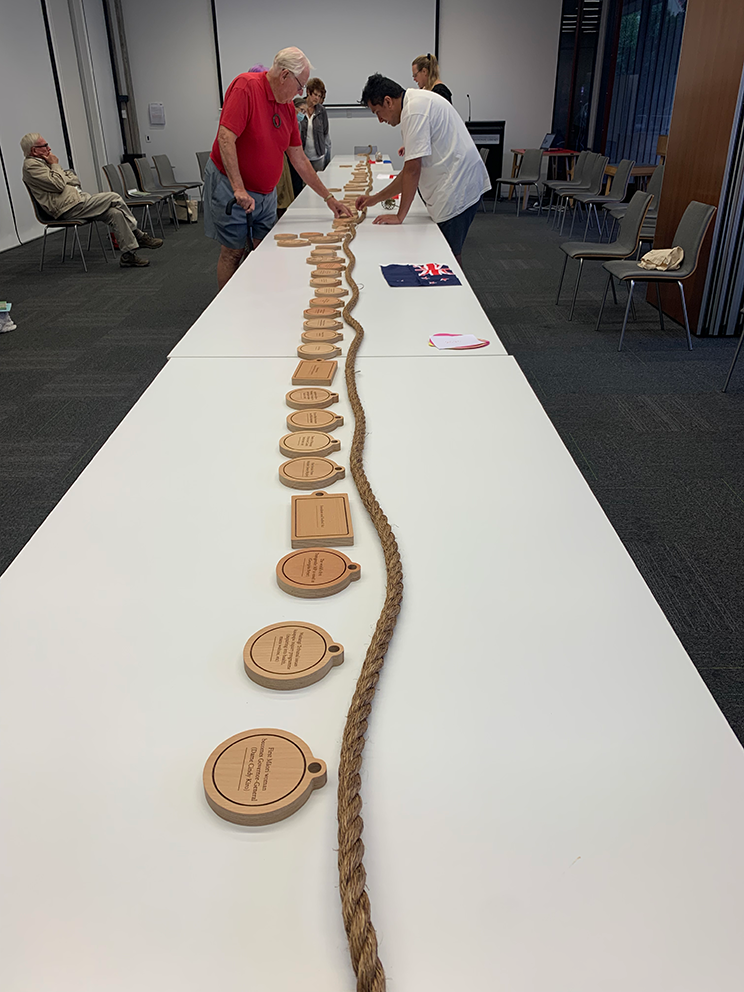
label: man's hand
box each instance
[372,214,403,225]
[45,152,59,166]
[327,198,353,218]
[234,189,255,213]
[355,195,374,211]
[397,146,405,158]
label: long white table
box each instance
[2,355,743,991]
[169,156,507,360]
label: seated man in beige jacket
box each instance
[21,133,162,268]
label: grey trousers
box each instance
[62,193,140,252]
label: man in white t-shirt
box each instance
[356,73,490,262]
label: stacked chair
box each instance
[543,150,590,225]
[552,154,609,235]
[153,154,203,209]
[603,163,664,242]
[556,190,654,320]
[570,158,635,240]
[102,163,164,239]
[133,159,191,228]
[494,148,544,215]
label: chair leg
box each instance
[610,275,617,305]
[87,224,94,250]
[655,282,665,331]
[515,186,521,216]
[556,253,568,304]
[583,205,591,241]
[40,229,48,272]
[593,204,601,237]
[569,258,584,321]
[94,222,109,263]
[560,199,569,235]
[61,227,68,262]
[678,281,693,350]
[723,325,744,391]
[618,280,635,351]
[73,226,88,272]
[596,273,612,331]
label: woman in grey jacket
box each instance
[300,77,330,171]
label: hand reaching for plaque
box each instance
[355,195,373,211]
[372,214,403,225]
[328,198,353,218]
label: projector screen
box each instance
[213,0,437,106]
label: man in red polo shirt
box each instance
[204,46,352,288]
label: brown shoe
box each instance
[120,251,150,267]
[135,231,163,250]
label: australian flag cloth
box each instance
[381,263,461,287]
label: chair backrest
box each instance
[23,182,55,225]
[103,163,126,198]
[670,201,717,278]
[656,134,668,161]
[570,150,591,184]
[614,190,654,254]
[517,148,544,182]
[196,151,210,179]
[645,163,664,213]
[153,154,176,186]
[607,159,635,199]
[134,158,156,191]
[120,160,142,194]
[584,155,610,195]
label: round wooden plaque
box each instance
[316,261,346,269]
[203,729,327,825]
[274,233,298,240]
[278,239,311,247]
[309,278,341,287]
[285,387,339,409]
[309,298,342,309]
[297,342,342,359]
[279,431,340,458]
[286,408,344,432]
[303,318,343,331]
[310,248,336,255]
[301,327,343,343]
[300,231,324,238]
[278,456,345,489]
[243,621,344,689]
[276,548,361,598]
[303,307,340,318]
[312,287,348,297]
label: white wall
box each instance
[122,0,562,180]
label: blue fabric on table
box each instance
[380,263,461,287]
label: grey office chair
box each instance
[122,160,178,228]
[23,183,111,272]
[556,190,653,320]
[555,155,609,235]
[603,163,665,240]
[597,200,717,350]
[153,154,203,204]
[196,151,211,180]
[544,151,592,225]
[494,148,543,215]
[102,164,163,239]
[571,158,635,239]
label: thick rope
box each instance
[335,164,404,992]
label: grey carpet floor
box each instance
[1,205,743,743]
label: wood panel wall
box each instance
[653,0,744,332]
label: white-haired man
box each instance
[203,47,352,289]
[20,133,162,268]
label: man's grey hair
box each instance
[272,47,312,76]
[20,133,43,158]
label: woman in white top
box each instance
[299,77,330,172]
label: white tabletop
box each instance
[2,355,742,992]
[169,156,506,360]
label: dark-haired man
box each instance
[356,74,489,263]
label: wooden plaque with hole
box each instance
[278,457,345,489]
[243,621,344,690]
[297,342,342,359]
[203,729,327,825]
[291,491,353,548]
[287,408,344,432]
[279,431,340,458]
[292,360,337,386]
[285,387,339,409]
[309,278,341,288]
[302,327,343,343]
[303,318,343,332]
[276,548,361,598]
[304,307,341,318]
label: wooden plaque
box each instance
[292,360,337,386]
[303,307,341,319]
[287,408,344,432]
[320,234,344,243]
[301,327,343,343]
[285,387,339,409]
[278,457,345,489]
[279,431,340,458]
[274,233,298,240]
[278,239,311,247]
[312,287,348,297]
[297,342,342,359]
[316,261,346,270]
[243,621,344,689]
[310,248,337,256]
[299,231,324,238]
[309,297,343,309]
[303,318,343,331]
[291,491,354,548]
[276,548,361,598]
[309,278,341,287]
[203,729,326,825]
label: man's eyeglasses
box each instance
[287,71,304,94]
[34,143,50,150]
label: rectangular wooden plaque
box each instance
[291,491,354,548]
[291,360,338,386]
